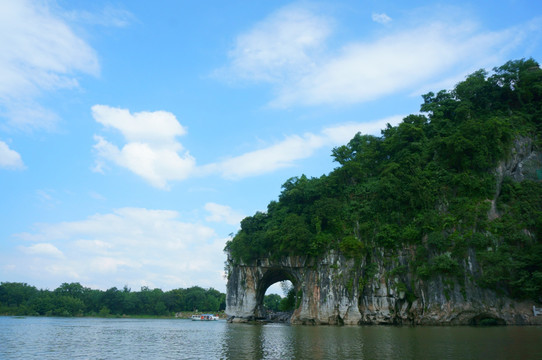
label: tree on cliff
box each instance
[225,58,542,302]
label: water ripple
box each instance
[1,317,542,359]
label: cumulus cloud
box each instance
[13,207,227,290]
[205,203,245,225]
[0,141,25,169]
[92,99,404,185]
[0,0,99,130]
[219,5,538,108]
[92,105,187,144]
[92,105,196,189]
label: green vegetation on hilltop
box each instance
[0,282,226,317]
[225,58,542,301]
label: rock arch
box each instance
[225,252,362,324]
[253,268,298,317]
[224,249,542,325]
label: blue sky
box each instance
[1,0,541,293]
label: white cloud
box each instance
[219,5,539,108]
[0,0,99,130]
[204,132,326,179]
[204,115,404,179]
[92,105,196,189]
[272,22,521,107]
[92,105,187,144]
[2,102,60,132]
[218,4,331,83]
[205,203,245,225]
[0,141,25,169]
[73,239,112,255]
[321,115,404,144]
[19,243,64,259]
[89,257,135,274]
[92,104,337,185]
[92,100,404,184]
[372,13,392,24]
[13,207,228,290]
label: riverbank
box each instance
[0,310,227,320]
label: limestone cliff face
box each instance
[496,136,542,183]
[225,137,542,325]
[226,249,540,325]
[490,136,542,219]
[291,252,363,325]
[226,252,363,325]
[356,247,539,325]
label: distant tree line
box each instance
[263,283,298,312]
[0,282,227,317]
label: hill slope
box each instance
[226,58,542,306]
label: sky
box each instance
[0,0,541,294]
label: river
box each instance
[1,316,541,359]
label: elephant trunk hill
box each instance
[225,59,542,325]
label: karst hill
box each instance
[225,59,542,325]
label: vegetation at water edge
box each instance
[0,282,226,317]
[0,281,289,317]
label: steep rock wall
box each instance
[226,248,541,325]
[356,247,539,325]
[226,252,363,325]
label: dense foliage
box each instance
[0,282,226,317]
[263,292,296,312]
[225,59,542,301]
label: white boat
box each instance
[191,314,219,321]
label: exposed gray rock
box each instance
[226,252,362,325]
[267,311,293,323]
[490,136,542,219]
[225,248,541,325]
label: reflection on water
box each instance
[1,316,541,359]
[220,324,542,360]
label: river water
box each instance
[1,316,541,359]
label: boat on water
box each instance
[191,314,219,321]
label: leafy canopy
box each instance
[225,59,542,301]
